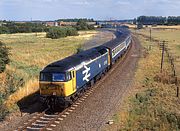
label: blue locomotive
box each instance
[39,28,132,107]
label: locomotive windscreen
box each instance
[40,72,66,82]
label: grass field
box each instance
[135,28,180,76]
[0,31,97,111]
[125,24,180,30]
[151,25,180,29]
[106,28,180,130]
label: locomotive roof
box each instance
[103,28,131,49]
[41,28,131,73]
[41,47,108,73]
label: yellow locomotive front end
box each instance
[40,70,76,98]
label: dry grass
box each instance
[151,25,180,29]
[106,32,180,131]
[135,27,180,76]
[0,31,97,110]
[4,79,39,108]
[123,24,180,30]
[0,31,97,69]
[123,24,136,29]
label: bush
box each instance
[76,44,84,53]
[0,26,10,34]
[5,72,25,95]
[66,27,78,36]
[0,22,48,34]
[88,25,95,30]
[0,41,10,73]
[46,27,78,39]
[75,19,95,30]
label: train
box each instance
[39,28,132,108]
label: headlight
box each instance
[53,92,57,96]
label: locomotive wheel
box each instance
[45,96,57,111]
[64,99,73,108]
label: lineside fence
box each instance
[135,32,179,97]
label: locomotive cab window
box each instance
[72,71,75,78]
[40,73,51,81]
[52,73,65,82]
[40,73,66,82]
[66,72,72,81]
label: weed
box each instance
[0,106,9,121]
[112,114,120,123]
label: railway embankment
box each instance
[105,32,180,131]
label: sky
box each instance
[0,0,180,21]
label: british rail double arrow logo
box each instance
[82,65,91,82]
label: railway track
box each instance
[16,84,100,131]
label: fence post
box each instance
[176,77,179,97]
[160,41,165,73]
[149,28,152,42]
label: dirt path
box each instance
[54,36,141,131]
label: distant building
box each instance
[97,21,124,28]
[87,22,96,25]
[45,21,97,27]
[59,21,96,26]
[14,21,44,24]
[45,22,58,26]
[59,21,77,26]
[0,22,7,26]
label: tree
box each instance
[137,16,166,25]
[75,19,94,30]
[0,22,48,34]
[0,41,10,73]
[46,27,78,39]
[133,18,137,25]
[56,18,94,22]
[167,16,180,25]
[76,20,88,30]
[0,26,9,34]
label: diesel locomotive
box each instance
[39,28,132,108]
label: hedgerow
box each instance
[0,41,10,73]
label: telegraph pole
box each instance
[148,28,152,50]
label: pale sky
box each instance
[0,0,180,21]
